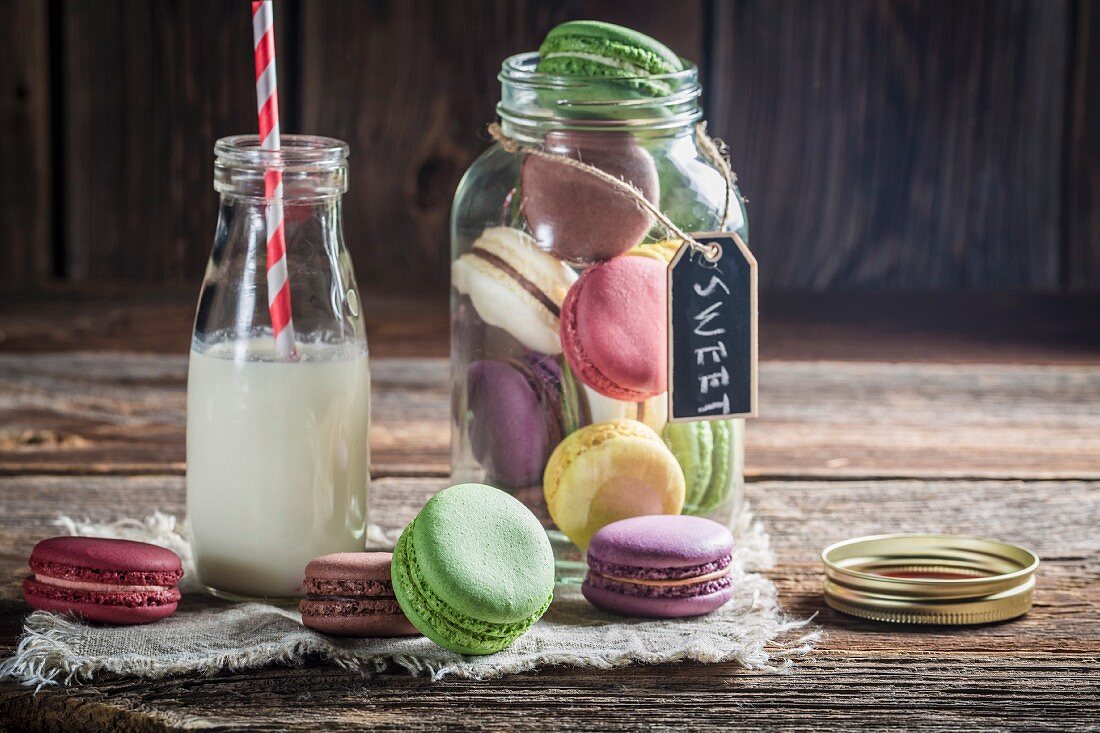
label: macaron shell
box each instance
[663,421,714,510]
[627,239,682,263]
[474,227,577,301]
[585,514,734,570]
[392,529,505,655]
[301,610,419,638]
[299,597,419,638]
[30,536,183,585]
[521,131,659,263]
[581,580,731,618]
[539,21,684,74]
[24,581,180,625]
[408,484,555,625]
[543,420,685,550]
[452,227,577,354]
[536,20,684,100]
[303,552,394,583]
[698,420,734,514]
[452,256,560,354]
[467,359,556,488]
[560,257,668,401]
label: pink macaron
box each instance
[299,552,420,637]
[560,255,668,401]
[24,537,183,625]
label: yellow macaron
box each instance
[543,419,686,550]
[627,239,682,264]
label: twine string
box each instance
[488,122,724,262]
[693,121,737,230]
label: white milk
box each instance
[186,340,370,599]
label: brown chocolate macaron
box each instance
[520,130,659,263]
[299,552,419,637]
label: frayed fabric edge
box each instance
[2,503,818,688]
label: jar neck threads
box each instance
[496,52,703,144]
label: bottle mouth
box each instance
[215,134,349,170]
[214,134,348,201]
[497,52,702,137]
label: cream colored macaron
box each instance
[452,227,577,354]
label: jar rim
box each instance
[215,134,349,169]
[497,52,702,135]
[500,51,699,92]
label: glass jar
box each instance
[187,135,370,600]
[450,53,748,577]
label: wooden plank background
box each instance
[1,0,1097,294]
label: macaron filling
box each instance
[23,577,181,607]
[303,577,393,598]
[587,553,733,582]
[32,574,169,593]
[300,575,406,616]
[469,247,560,318]
[299,597,405,617]
[584,571,732,599]
[394,520,552,652]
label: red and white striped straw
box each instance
[252,1,296,357]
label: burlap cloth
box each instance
[1,507,816,687]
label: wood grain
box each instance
[0,474,1096,730]
[4,0,1100,292]
[710,0,1071,290]
[299,0,704,297]
[1068,0,1100,291]
[3,287,1099,363]
[59,0,283,283]
[0,0,51,285]
[2,354,1099,480]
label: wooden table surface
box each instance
[0,290,1098,731]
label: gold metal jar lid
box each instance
[821,534,1039,625]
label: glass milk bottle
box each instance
[187,135,369,600]
[450,53,748,577]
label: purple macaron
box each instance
[467,353,564,488]
[582,515,735,618]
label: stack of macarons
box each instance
[299,552,419,637]
[451,20,740,550]
[299,484,555,651]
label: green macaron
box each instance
[536,21,684,97]
[391,483,555,655]
[663,420,735,516]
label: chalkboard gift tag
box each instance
[667,232,758,421]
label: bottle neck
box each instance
[214,134,348,203]
[496,52,703,145]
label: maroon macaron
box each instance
[299,552,420,637]
[24,537,183,625]
[521,130,659,263]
